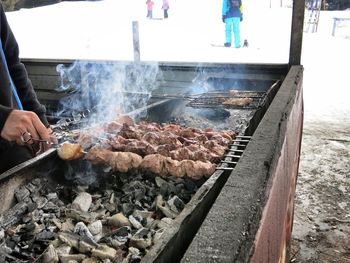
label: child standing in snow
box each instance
[146,0,154,19]
[162,0,169,19]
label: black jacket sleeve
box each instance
[0,3,49,131]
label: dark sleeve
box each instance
[0,4,49,128]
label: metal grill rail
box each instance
[216,135,251,171]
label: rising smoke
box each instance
[55,60,160,126]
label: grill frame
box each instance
[0,61,290,262]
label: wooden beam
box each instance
[132,21,140,62]
[289,0,306,66]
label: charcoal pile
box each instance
[0,117,238,262]
[0,169,203,262]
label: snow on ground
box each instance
[5,1,350,261]
[6,0,292,63]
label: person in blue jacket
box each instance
[222,0,243,48]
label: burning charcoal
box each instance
[74,222,97,244]
[128,246,141,257]
[65,208,97,224]
[102,226,130,248]
[128,215,143,229]
[72,192,92,212]
[88,220,103,236]
[14,187,30,202]
[157,217,174,229]
[121,203,134,217]
[56,244,72,256]
[104,202,117,214]
[43,201,60,214]
[130,227,152,249]
[58,232,97,253]
[30,209,42,222]
[91,245,117,260]
[108,213,131,228]
[46,192,58,201]
[90,199,102,212]
[155,195,178,219]
[5,238,15,250]
[52,218,62,230]
[183,177,198,192]
[26,182,38,194]
[5,227,16,237]
[0,202,28,228]
[32,196,48,209]
[82,258,100,263]
[61,218,75,232]
[167,195,185,213]
[17,222,35,238]
[31,178,43,186]
[36,230,56,242]
[27,202,37,213]
[21,214,32,224]
[43,244,59,263]
[0,228,4,240]
[153,228,165,242]
[59,253,87,263]
[0,245,12,261]
[133,210,152,220]
[155,176,167,188]
[175,182,185,194]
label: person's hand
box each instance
[240,14,243,22]
[222,15,226,23]
[0,110,54,153]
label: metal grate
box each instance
[216,135,251,171]
[186,91,266,109]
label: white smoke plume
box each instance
[55,60,160,126]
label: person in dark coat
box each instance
[0,3,54,174]
[222,0,243,48]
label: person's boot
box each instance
[224,42,231,47]
[243,39,249,47]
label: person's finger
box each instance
[15,137,25,146]
[31,114,51,141]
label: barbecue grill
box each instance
[0,59,305,263]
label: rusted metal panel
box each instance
[249,67,303,262]
[181,66,303,263]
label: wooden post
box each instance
[289,0,306,66]
[80,62,90,110]
[132,21,140,62]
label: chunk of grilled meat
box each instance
[222,97,253,107]
[84,147,142,173]
[57,143,85,161]
[140,154,216,179]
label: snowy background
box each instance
[6,0,350,261]
[6,0,294,63]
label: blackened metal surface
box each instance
[181,66,304,263]
[0,149,64,214]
